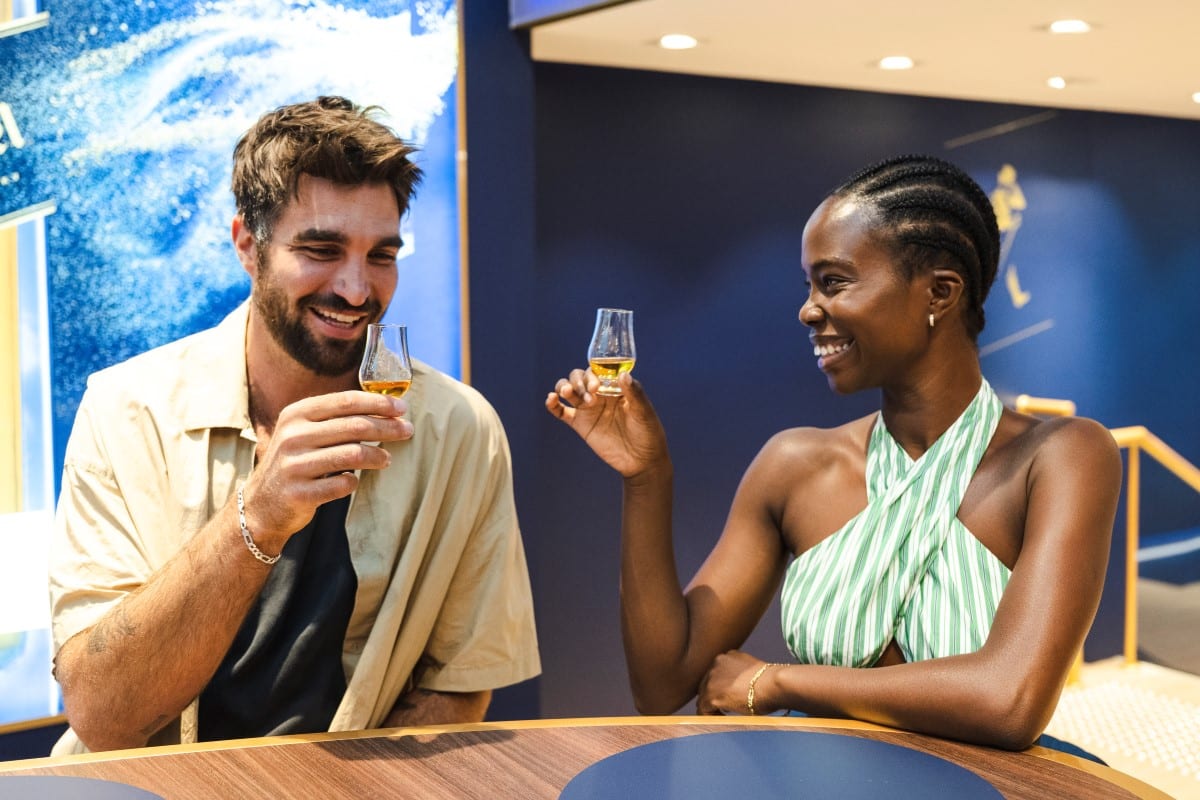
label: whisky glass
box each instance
[359,323,413,398]
[587,308,636,396]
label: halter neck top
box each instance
[780,379,1010,667]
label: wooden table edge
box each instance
[0,715,1175,799]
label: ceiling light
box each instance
[1193,92,1200,104]
[1049,19,1091,34]
[878,56,914,71]
[1047,76,1067,90]
[658,34,698,50]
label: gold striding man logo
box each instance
[990,164,1031,309]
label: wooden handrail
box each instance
[1110,426,1200,494]
[1106,426,1200,665]
[1015,394,1077,418]
[1015,397,1200,667]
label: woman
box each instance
[545,155,1121,751]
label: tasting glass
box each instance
[587,308,636,396]
[359,323,413,398]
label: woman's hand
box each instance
[697,651,779,716]
[545,369,669,479]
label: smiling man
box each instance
[48,97,540,753]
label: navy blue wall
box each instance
[462,0,543,722]
[490,62,1199,718]
[0,720,67,762]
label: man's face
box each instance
[246,175,403,377]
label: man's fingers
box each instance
[315,441,394,475]
[287,390,408,423]
[276,412,414,452]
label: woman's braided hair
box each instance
[831,155,1001,340]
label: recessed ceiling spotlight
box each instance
[878,56,914,71]
[1047,76,1067,90]
[1049,19,1091,34]
[1193,92,1200,104]
[658,34,698,50]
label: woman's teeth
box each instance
[814,341,850,357]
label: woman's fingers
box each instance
[545,392,576,423]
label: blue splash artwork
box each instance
[0,0,460,726]
[1,0,461,470]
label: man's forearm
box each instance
[55,501,273,751]
[381,688,492,729]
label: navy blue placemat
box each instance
[560,729,1003,799]
[0,775,163,799]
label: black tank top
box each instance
[198,496,356,741]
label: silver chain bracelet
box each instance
[236,484,280,565]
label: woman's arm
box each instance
[547,371,791,714]
[698,416,1122,750]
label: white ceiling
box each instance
[530,0,1200,121]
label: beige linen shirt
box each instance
[49,302,540,752]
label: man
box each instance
[48,96,540,753]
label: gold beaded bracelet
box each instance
[746,662,785,716]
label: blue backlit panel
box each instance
[0,0,462,727]
[0,0,462,466]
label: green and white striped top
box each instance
[781,379,1010,667]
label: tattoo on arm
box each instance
[114,604,138,636]
[86,622,108,654]
[86,604,139,655]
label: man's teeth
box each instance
[814,341,851,357]
[316,309,361,325]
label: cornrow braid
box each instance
[831,155,1000,340]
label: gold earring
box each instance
[928,313,935,328]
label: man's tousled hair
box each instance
[231,96,423,244]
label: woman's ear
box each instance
[929,268,966,324]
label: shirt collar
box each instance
[180,300,253,433]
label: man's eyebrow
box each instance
[290,228,347,244]
[289,229,404,249]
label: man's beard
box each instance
[252,252,382,377]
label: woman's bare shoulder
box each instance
[740,414,876,549]
[1030,414,1121,473]
[753,413,876,475]
[984,410,1121,497]
[994,410,1118,462]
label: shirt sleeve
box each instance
[49,386,160,653]
[415,404,541,693]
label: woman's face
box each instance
[799,196,933,394]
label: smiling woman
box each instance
[546,154,1122,756]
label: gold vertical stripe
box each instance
[0,223,21,513]
[0,0,13,23]
[454,0,471,385]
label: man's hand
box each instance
[243,390,414,553]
